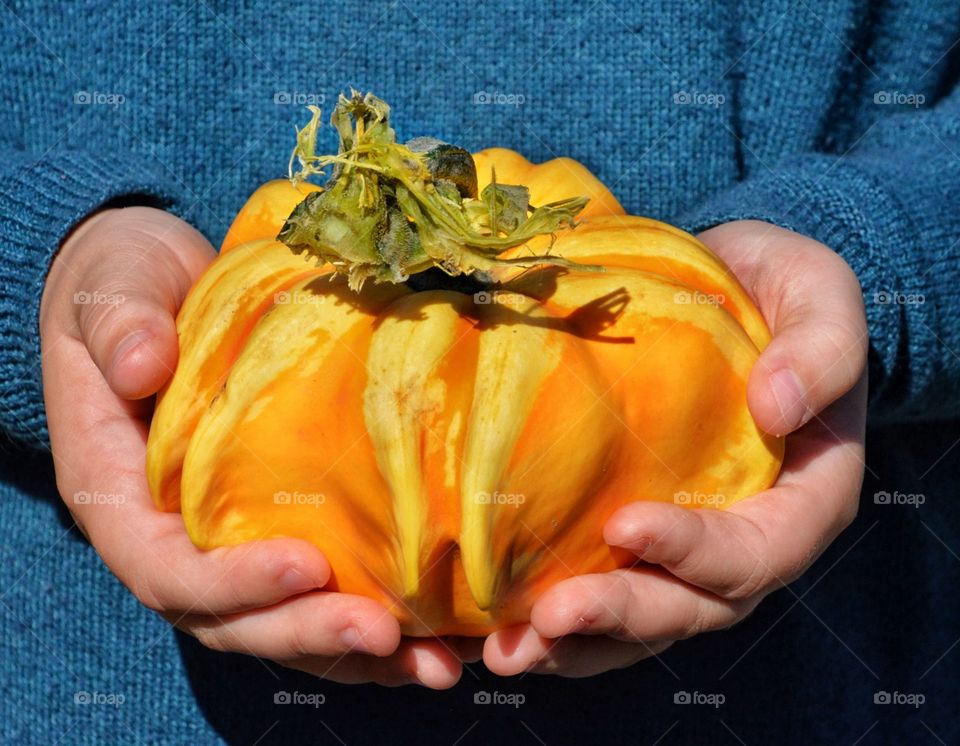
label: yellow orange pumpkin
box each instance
[147,144,782,636]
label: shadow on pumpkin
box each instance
[294,267,636,344]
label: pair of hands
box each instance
[40,207,867,688]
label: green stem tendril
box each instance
[277,91,599,291]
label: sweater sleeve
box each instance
[680,88,960,425]
[0,149,185,448]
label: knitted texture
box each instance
[0,151,181,444]
[681,130,960,422]
[0,1,959,443]
[1,1,960,744]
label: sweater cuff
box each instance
[0,150,183,447]
[679,154,933,421]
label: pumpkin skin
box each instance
[146,149,783,636]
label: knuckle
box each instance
[602,610,635,641]
[681,599,750,639]
[605,577,640,640]
[661,510,707,570]
[125,547,196,615]
[819,317,868,384]
[718,515,777,601]
[681,605,711,639]
[281,616,314,659]
[722,560,773,601]
[77,296,128,350]
[191,549,252,614]
[660,513,715,581]
[675,597,707,639]
[128,574,169,614]
[213,576,250,614]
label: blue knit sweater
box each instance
[2,2,959,744]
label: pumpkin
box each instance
[146,93,783,636]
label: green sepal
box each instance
[279,91,598,291]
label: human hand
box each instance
[482,220,868,677]
[40,206,464,688]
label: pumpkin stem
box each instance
[277,90,600,291]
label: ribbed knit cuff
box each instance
[0,150,183,447]
[679,154,941,422]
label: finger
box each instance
[604,501,772,599]
[529,568,751,642]
[72,208,215,398]
[78,294,179,399]
[92,506,332,615]
[605,375,866,599]
[174,592,401,660]
[180,602,462,689]
[483,624,671,678]
[747,238,867,435]
[47,366,331,615]
[286,638,463,689]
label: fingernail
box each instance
[625,533,652,556]
[279,566,316,593]
[339,625,371,653]
[607,521,652,554]
[111,330,153,372]
[769,368,810,431]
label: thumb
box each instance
[74,208,215,399]
[748,248,867,436]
